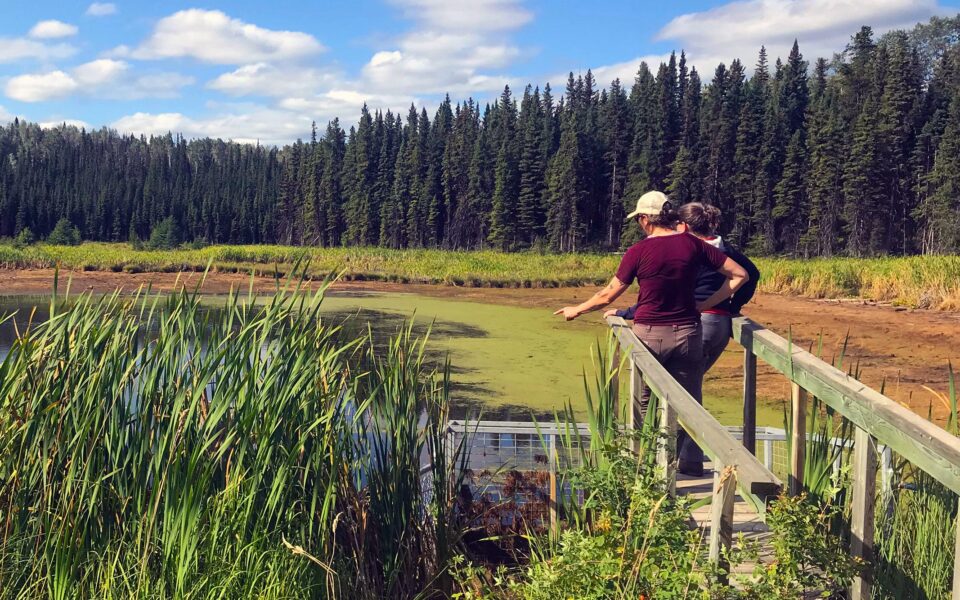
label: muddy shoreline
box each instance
[3,268,958,423]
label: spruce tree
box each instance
[546,110,587,252]
[600,78,631,247]
[918,93,960,253]
[517,86,546,246]
[488,86,519,250]
[804,62,846,256]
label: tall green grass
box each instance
[2,242,959,308]
[0,277,469,599]
[873,364,959,600]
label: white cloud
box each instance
[130,9,324,64]
[387,0,533,31]
[6,71,79,102]
[39,119,91,129]
[131,73,196,99]
[279,89,418,120]
[360,0,532,97]
[0,105,13,123]
[29,20,78,39]
[111,106,315,146]
[657,0,949,71]
[194,0,532,136]
[0,38,75,63]
[362,31,521,95]
[73,58,128,86]
[85,2,117,17]
[208,62,340,97]
[5,60,193,102]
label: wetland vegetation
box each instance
[2,242,960,309]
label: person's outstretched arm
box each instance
[697,257,749,313]
[554,276,629,321]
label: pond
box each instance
[0,290,782,425]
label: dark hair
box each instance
[638,201,680,229]
[678,202,721,236]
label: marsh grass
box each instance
[2,243,959,308]
[872,363,960,600]
[0,274,470,599]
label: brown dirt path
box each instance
[3,268,957,423]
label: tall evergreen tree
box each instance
[488,86,520,250]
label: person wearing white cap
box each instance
[554,191,750,476]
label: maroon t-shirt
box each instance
[615,233,729,326]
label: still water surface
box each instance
[0,291,780,424]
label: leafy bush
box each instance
[46,217,81,245]
[741,492,861,598]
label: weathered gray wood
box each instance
[743,348,757,455]
[659,394,678,496]
[732,317,960,495]
[952,513,960,599]
[628,362,643,454]
[790,383,807,496]
[709,464,737,581]
[850,426,877,600]
[607,317,782,513]
[548,434,558,537]
[611,344,621,420]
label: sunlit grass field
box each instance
[2,242,959,309]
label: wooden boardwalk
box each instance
[677,463,774,577]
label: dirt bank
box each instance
[3,268,957,423]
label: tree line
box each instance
[2,17,960,256]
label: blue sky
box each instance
[1,0,957,144]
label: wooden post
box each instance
[790,383,807,496]
[611,344,621,422]
[850,426,878,600]
[763,437,773,471]
[709,464,737,582]
[657,394,678,496]
[548,433,558,537]
[628,361,643,454]
[952,512,960,599]
[879,445,894,519]
[743,349,757,455]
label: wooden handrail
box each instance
[729,315,960,598]
[610,313,960,596]
[731,316,960,495]
[606,316,783,513]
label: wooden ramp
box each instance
[676,463,774,577]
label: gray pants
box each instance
[632,322,704,465]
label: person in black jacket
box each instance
[604,203,759,476]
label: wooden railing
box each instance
[607,314,960,598]
[605,316,782,577]
[730,316,960,599]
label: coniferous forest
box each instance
[2,19,960,257]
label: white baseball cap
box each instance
[625,190,670,220]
